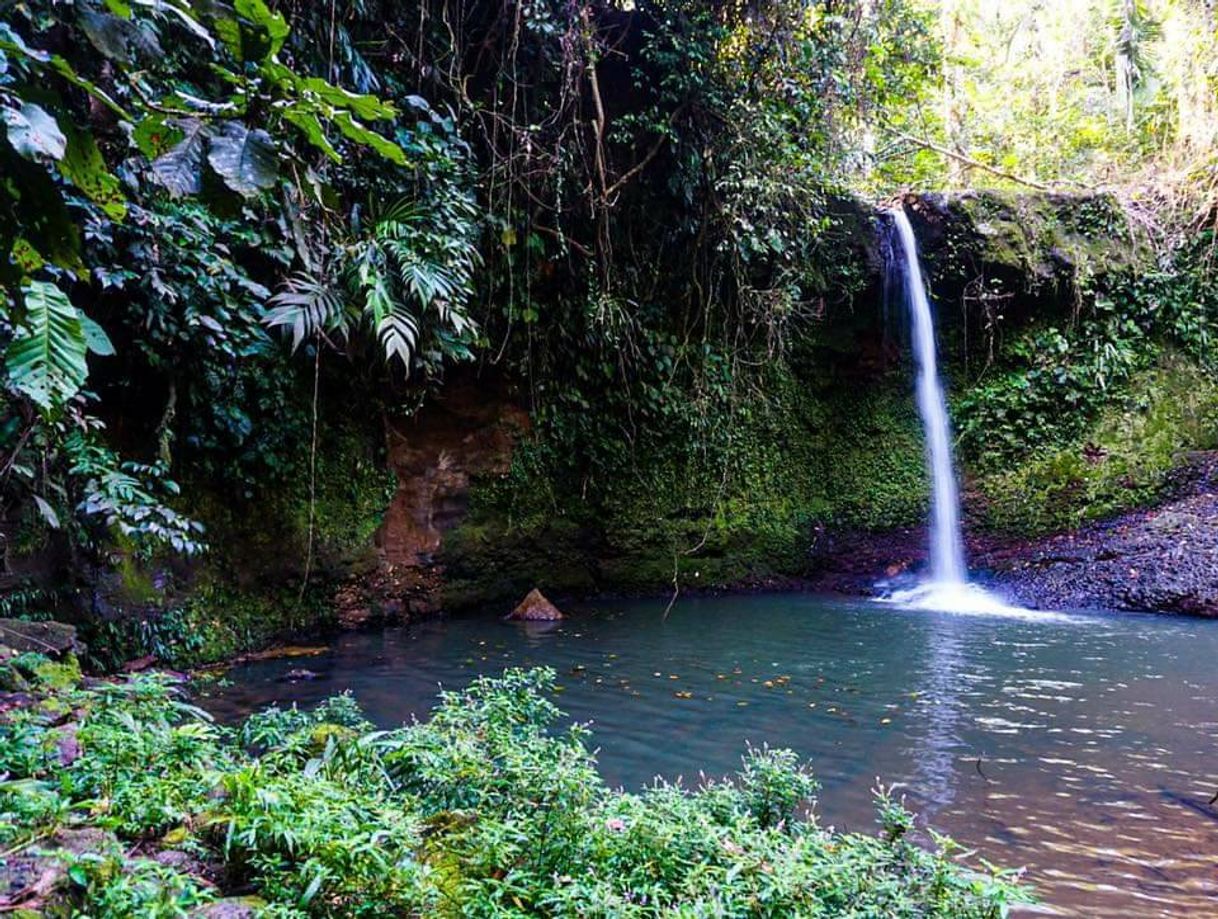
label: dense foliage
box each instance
[0,660,1028,917]
[3,0,1218,626]
[0,0,478,587]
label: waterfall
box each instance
[882,207,1018,614]
[887,209,966,584]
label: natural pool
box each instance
[205,593,1218,917]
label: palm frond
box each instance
[375,307,418,369]
[264,272,348,350]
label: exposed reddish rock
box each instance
[122,654,158,672]
[507,588,564,621]
[342,376,527,622]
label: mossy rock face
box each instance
[30,654,82,691]
[6,651,82,693]
[972,355,1218,534]
[439,366,933,609]
[441,516,600,609]
[903,190,1143,335]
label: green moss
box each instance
[308,723,358,753]
[188,413,394,583]
[933,191,1141,312]
[108,412,397,669]
[442,367,930,607]
[31,653,82,691]
[973,354,1218,534]
[81,585,332,671]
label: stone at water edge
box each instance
[507,588,564,621]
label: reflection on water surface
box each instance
[204,593,1218,917]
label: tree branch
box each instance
[892,131,1052,191]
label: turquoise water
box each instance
[206,593,1218,916]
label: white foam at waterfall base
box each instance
[885,580,1022,615]
[880,209,1048,619]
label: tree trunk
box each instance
[1115,0,1136,133]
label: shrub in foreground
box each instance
[0,657,1030,916]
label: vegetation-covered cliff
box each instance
[3,0,1218,664]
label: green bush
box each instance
[0,661,1030,917]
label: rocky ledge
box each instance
[811,465,1218,617]
[976,489,1218,615]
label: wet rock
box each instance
[153,848,222,887]
[122,654,158,672]
[0,855,64,912]
[0,620,78,657]
[189,897,268,918]
[0,691,38,718]
[977,487,1218,615]
[507,588,564,621]
[52,722,81,766]
[280,668,320,682]
[50,826,121,856]
[0,829,120,913]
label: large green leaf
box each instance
[5,281,88,410]
[282,107,340,162]
[79,313,115,356]
[0,143,84,281]
[59,122,127,219]
[132,114,181,158]
[207,121,277,196]
[332,112,406,165]
[2,102,66,161]
[129,0,213,48]
[150,119,207,196]
[376,309,418,370]
[213,0,289,62]
[300,78,397,121]
[78,10,162,64]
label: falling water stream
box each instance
[883,208,1017,613]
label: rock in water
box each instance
[508,589,564,621]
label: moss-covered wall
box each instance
[439,189,1188,608]
[71,408,397,669]
[970,352,1218,534]
[441,367,932,607]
